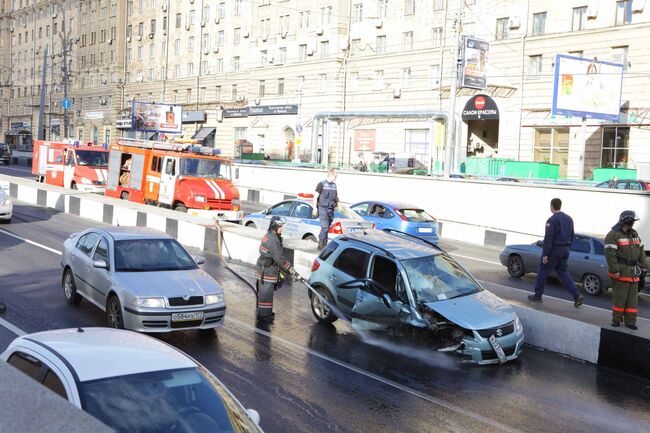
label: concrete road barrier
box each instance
[1,173,649,379]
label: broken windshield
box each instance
[179,158,231,180]
[402,254,481,303]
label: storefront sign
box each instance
[353,129,376,152]
[182,111,206,123]
[131,101,183,133]
[223,104,299,118]
[11,122,30,130]
[461,95,499,121]
[460,37,489,90]
[115,118,133,129]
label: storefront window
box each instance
[601,126,629,168]
[534,128,569,177]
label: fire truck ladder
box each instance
[118,138,221,156]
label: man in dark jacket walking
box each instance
[314,169,339,250]
[604,210,648,330]
[255,216,296,322]
[528,198,584,307]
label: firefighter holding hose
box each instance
[255,216,301,322]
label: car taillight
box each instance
[394,208,408,221]
[311,260,320,272]
[371,223,376,229]
[328,222,343,235]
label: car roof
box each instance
[354,200,424,210]
[340,230,441,260]
[89,226,172,241]
[17,328,195,382]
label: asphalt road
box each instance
[0,203,649,433]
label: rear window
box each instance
[332,247,369,278]
[319,241,339,261]
[399,209,435,222]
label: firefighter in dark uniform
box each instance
[314,169,339,250]
[605,210,648,330]
[528,198,585,307]
[256,216,296,322]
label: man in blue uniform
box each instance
[314,169,339,250]
[528,198,584,307]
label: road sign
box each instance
[61,98,72,110]
[296,124,303,134]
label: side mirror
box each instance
[263,209,270,215]
[235,168,240,179]
[381,293,393,308]
[246,409,261,425]
[194,255,206,265]
[93,259,108,269]
[535,240,543,247]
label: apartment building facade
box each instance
[2,0,649,179]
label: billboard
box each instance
[460,36,489,89]
[353,129,376,152]
[131,101,183,133]
[552,54,624,121]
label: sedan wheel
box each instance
[62,269,82,305]
[582,273,603,296]
[310,288,338,324]
[106,295,125,329]
[245,221,257,229]
[507,255,526,278]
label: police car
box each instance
[242,194,374,242]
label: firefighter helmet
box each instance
[269,216,286,232]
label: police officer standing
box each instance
[255,216,298,322]
[528,198,584,307]
[604,211,648,330]
[314,169,339,250]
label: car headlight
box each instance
[231,198,240,206]
[195,195,207,203]
[205,293,224,305]
[0,199,8,206]
[80,177,92,184]
[132,297,165,308]
[514,316,523,332]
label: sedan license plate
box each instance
[488,335,507,364]
[418,227,434,233]
[348,227,364,233]
[171,312,204,322]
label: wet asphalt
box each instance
[0,203,650,432]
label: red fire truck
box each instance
[105,138,243,221]
[32,140,110,192]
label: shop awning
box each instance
[192,127,216,141]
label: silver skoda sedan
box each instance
[61,226,226,332]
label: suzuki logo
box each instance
[183,295,190,301]
[496,328,503,337]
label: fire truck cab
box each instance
[32,140,109,192]
[105,139,243,221]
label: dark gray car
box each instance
[499,234,612,296]
[0,143,11,165]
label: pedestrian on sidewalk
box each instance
[528,198,584,307]
[314,169,339,250]
[604,211,648,330]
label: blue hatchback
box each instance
[350,201,440,244]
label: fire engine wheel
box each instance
[71,182,78,190]
[120,192,129,200]
[174,204,188,213]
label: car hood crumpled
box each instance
[424,290,517,331]
[114,269,222,297]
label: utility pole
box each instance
[444,0,462,178]
[61,2,69,139]
[37,46,48,140]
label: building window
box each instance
[320,41,330,59]
[216,85,222,101]
[202,60,209,74]
[534,128,569,177]
[378,0,388,18]
[402,31,413,51]
[376,35,386,54]
[496,17,509,40]
[353,4,363,23]
[401,67,411,88]
[188,36,194,52]
[601,126,629,168]
[232,84,238,100]
[299,44,307,62]
[321,6,332,25]
[278,47,287,64]
[351,39,361,56]
[612,46,629,71]
[529,55,542,77]
[216,58,224,72]
[218,30,225,46]
[202,34,210,51]
[187,88,193,103]
[234,0,242,15]
[297,75,305,91]
[234,27,240,45]
[572,6,587,31]
[404,0,415,15]
[299,11,310,28]
[429,64,440,86]
[218,2,226,18]
[260,50,268,66]
[404,129,429,160]
[431,27,442,48]
[148,68,154,81]
[187,63,194,76]
[532,12,546,35]
[276,78,285,95]
[319,73,327,92]
[149,44,155,58]
[175,38,181,53]
[433,0,444,10]
[233,56,240,71]
[616,1,632,26]
[174,64,181,78]
[375,70,384,89]
[234,127,247,141]
[258,80,265,97]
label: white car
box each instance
[1,328,263,432]
[0,188,12,222]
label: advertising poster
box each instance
[353,129,376,152]
[460,37,489,89]
[131,101,183,133]
[552,54,624,121]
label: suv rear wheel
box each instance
[310,287,338,323]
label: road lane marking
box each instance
[0,317,26,337]
[227,317,519,433]
[0,228,62,256]
[451,253,502,266]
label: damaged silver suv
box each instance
[307,230,525,364]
